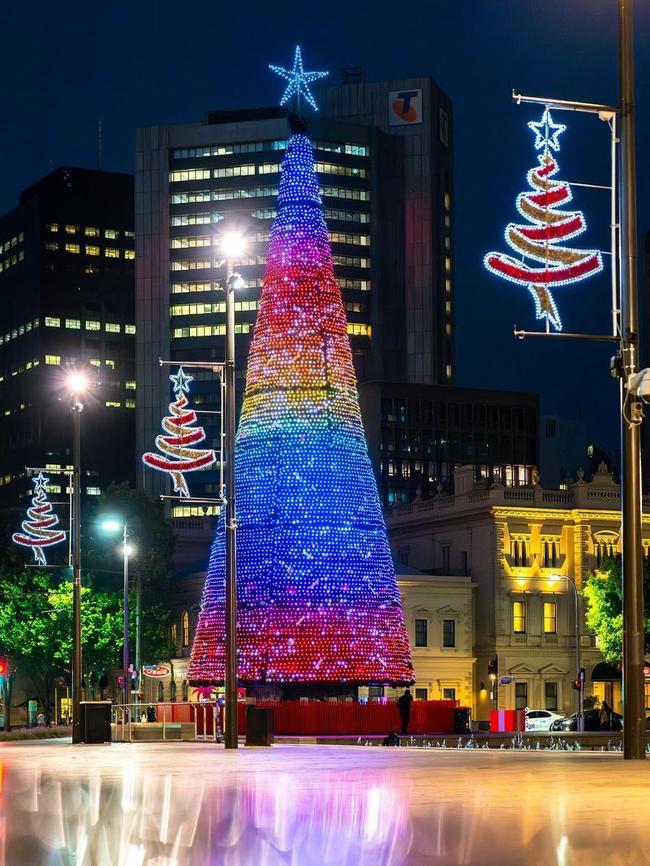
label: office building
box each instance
[135,75,453,513]
[0,167,136,512]
[359,381,539,507]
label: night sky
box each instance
[2,0,648,475]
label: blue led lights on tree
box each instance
[188,113,413,686]
[484,107,603,332]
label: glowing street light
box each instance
[220,231,247,260]
[101,518,136,707]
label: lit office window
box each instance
[513,601,527,633]
[85,226,100,237]
[45,242,59,251]
[45,317,60,327]
[125,230,135,239]
[124,324,136,334]
[105,401,121,408]
[543,602,557,634]
[346,323,371,337]
[64,243,80,254]
[85,245,100,256]
[329,232,370,246]
[124,249,135,260]
[85,320,100,331]
[89,359,101,367]
[213,165,255,178]
[86,486,101,495]
[46,223,59,233]
[125,399,136,409]
[104,229,120,239]
[315,162,367,178]
[105,359,116,368]
[65,319,81,329]
[105,323,121,333]
[257,163,281,174]
[125,381,136,390]
[64,225,79,234]
[105,248,119,258]
[169,169,211,182]
[45,355,61,365]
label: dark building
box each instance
[0,167,136,512]
[359,382,539,507]
[135,75,453,514]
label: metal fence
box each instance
[111,702,220,743]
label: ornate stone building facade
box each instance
[388,464,648,723]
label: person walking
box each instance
[397,688,413,735]
[598,700,612,732]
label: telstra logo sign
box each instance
[389,89,423,126]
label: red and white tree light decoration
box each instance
[485,107,603,332]
[12,472,67,566]
[142,367,216,497]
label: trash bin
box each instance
[453,707,471,735]
[246,705,274,746]
[80,701,111,743]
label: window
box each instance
[45,242,59,251]
[124,249,135,260]
[169,168,211,182]
[414,619,428,647]
[105,248,119,258]
[515,682,528,710]
[89,359,100,367]
[45,316,60,327]
[85,320,100,331]
[545,682,558,711]
[45,355,60,365]
[65,318,81,329]
[321,185,370,202]
[105,401,121,408]
[441,544,450,572]
[46,223,59,233]
[315,162,367,178]
[64,243,80,254]
[439,108,449,146]
[543,601,557,634]
[182,611,190,647]
[125,380,136,390]
[125,399,136,409]
[85,245,100,256]
[415,688,428,701]
[64,225,79,234]
[125,324,136,334]
[443,688,456,701]
[125,230,135,239]
[104,229,120,239]
[105,323,121,333]
[346,323,371,337]
[442,619,456,648]
[86,486,101,495]
[171,623,178,644]
[213,165,255,178]
[257,162,281,174]
[85,226,100,237]
[513,601,527,633]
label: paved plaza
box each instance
[1,740,649,864]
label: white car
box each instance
[525,710,565,731]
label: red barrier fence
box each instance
[189,700,459,736]
[489,709,525,733]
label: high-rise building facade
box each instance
[135,76,453,512]
[0,167,136,511]
[359,381,539,507]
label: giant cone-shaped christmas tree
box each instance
[188,123,413,686]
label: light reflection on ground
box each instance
[0,742,649,865]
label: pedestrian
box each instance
[36,712,46,727]
[599,700,612,732]
[396,688,413,735]
[382,730,400,747]
[146,704,157,723]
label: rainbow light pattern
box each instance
[142,366,216,497]
[12,472,66,565]
[484,107,603,332]
[188,128,413,685]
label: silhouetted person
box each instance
[383,730,400,746]
[599,700,612,731]
[397,688,413,734]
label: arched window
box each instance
[182,680,189,701]
[171,622,178,645]
[182,610,190,647]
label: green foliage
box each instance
[582,557,650,664]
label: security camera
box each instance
[627,368,650,398]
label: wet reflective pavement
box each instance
[0,741,649,865]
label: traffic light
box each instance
[487,657,498,677]
[572,679,581,690]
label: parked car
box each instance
[550,709,623,732]
[525,709,565,731]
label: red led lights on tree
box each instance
[142,367,216,497]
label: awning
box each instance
[591,662,621,682]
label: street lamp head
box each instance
[100,518,122,534]
[230,272,245,290]
[67,371,88,396]
[123,543,136,557]
[220,232,247,259]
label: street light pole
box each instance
[122,524,130,707]
[224,257,238,749]
[618,0,645,761]
[71,394,83,745]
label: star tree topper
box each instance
[528,106,566,152]
[170,366,193,396]
[269,45,328,113]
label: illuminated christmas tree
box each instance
[188,119,413,687]
[142,366,216,497]
[484,107,603,332]
[12,472,66,566]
